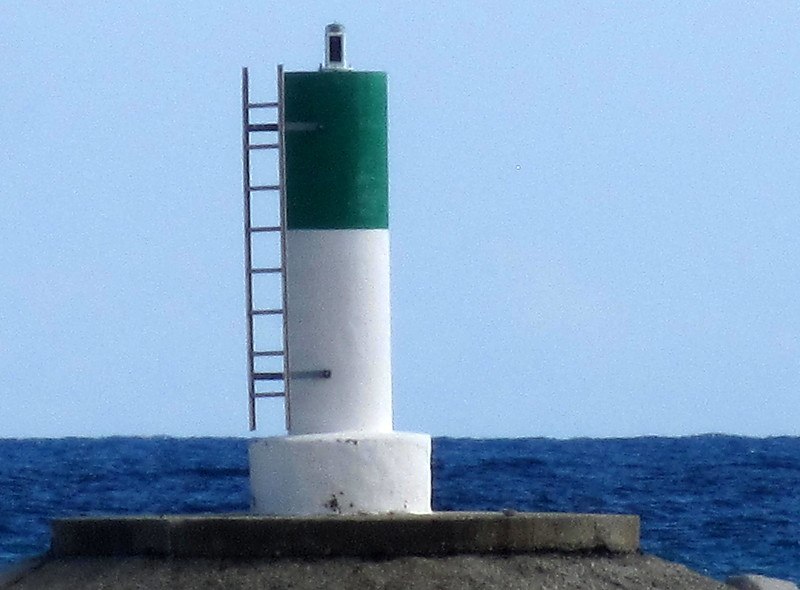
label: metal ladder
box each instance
[241,65,290,431]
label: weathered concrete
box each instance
[51,512,639,558]
[52,515,170,557]
[3,552,727,590]
[726,575,799,590]
[0,557,45,589]
[249,432,432,515]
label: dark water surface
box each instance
[0,436,797,582]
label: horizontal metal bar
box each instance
[251,267,282,274]
[290,369,332,379]
[250,226,281,233]
[254,350,284,357]
[248,123,279,132]
[254,372,284,381]
[252,308,283,316]
[249,102,279,109]
[249,143,279,150]
[250,184,280,191]
[255,391,285,398]
[284,122,320,132]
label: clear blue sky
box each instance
[2,3,799,438]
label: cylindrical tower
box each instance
[283,70,392,435]
[248,24,431,516]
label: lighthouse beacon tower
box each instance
[248,24,432,515]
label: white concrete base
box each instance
[249,432,431,516]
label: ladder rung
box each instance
[248,123,279,132]
[250,185,280,191]
[254,372,284,381]
[251,267,282,274]
[252,308,283,316]
[254,350,284,357]
[249,143,279,150]
[255,391,285,398]
[250,226,281,233]
[249,102,279,109]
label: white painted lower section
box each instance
[285,229,392,435]
[249,432,431,515]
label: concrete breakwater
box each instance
[0,553,732,590]
[2,513,795,589]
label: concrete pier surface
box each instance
[0,512,732,589]
[49,512,640,558]
[2,512,788,589]
[3,553,728,590]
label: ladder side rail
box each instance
[241,67,258,431]
[277,63,292,432]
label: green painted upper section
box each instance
[284,71,388,230]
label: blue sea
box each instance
[0,436,797,583]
